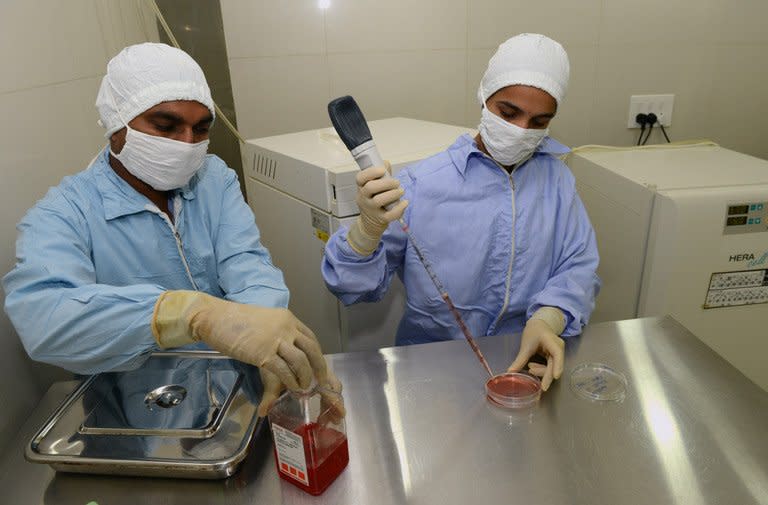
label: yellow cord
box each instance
[564,139,719,162]
[147,0,248,145]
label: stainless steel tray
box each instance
[26,351,265,479]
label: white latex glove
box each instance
[347,162,409,256]
[257,367,284,417]
[317,372,346,425]
[507,308,566,391]
[152,290,331,392]
[258,366,346,421]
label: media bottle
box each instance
[268,385,349,495]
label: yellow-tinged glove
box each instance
[258,362,346,420]
[347,162,409,256]
[507,307,567,392]
[152,290,332,394]
[257,367,284,417]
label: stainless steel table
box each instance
[2,316,767,504]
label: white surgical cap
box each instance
[478,33,570,106]
[96,42,215,138]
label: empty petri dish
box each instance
[569,362,627,402]
[485,372,541,409]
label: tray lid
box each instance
[28,351,263,470]
[80,365,241,436]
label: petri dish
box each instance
[569,362,627,402]
[485,372,541,409]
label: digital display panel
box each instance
[728,205,750,215]
[726,216,748,226]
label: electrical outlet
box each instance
[627,94,674,128]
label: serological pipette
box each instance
[327,96,494,378]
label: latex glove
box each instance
[257,367,284,417]
[507,307,566,391]
[347,162,409,256]
[257,366,347,421]
[317,371,346,425]
[152,290,330,392]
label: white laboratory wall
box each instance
[0,1,158,454]
[221,0,768,160]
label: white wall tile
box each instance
[600,0,720,46]
[707,45,768,159]
[0,78,105,229]
[0,0,106,93]
[590,44,714,148]
[95,0,160,59]
[220,0,325,58]
[713,1,768,44]
[223,0,768,162]
[464,48,495,127]
[325,0,466,53]
[229,56,331,139]
[468,0,601,49]
[329,50,467,127]
[548,45,599,148]
[0,78,104,343]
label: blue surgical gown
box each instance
[2,148,288,374]
[322,134,600,345]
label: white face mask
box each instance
[110,126,209,191]
[478,106,548,166]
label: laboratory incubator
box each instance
[241,118,474,353]
[568,145,768,390]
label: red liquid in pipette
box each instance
[441,293,493,377]
[400,219,493,377]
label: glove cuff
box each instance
[529,306,566,335]
[152,290,207,348]
[346,216,384,256]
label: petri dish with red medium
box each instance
[485,372,542,408]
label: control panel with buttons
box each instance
[723,201,768,235]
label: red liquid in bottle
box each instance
[273,422,349,495]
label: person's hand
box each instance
[317,370,346,425]
[507,319,565,391]
[347,162,408,256]
[152,291,330,392]
[257,367,284,417]
[257,365,346,421]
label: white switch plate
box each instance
[627,94,674,128]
